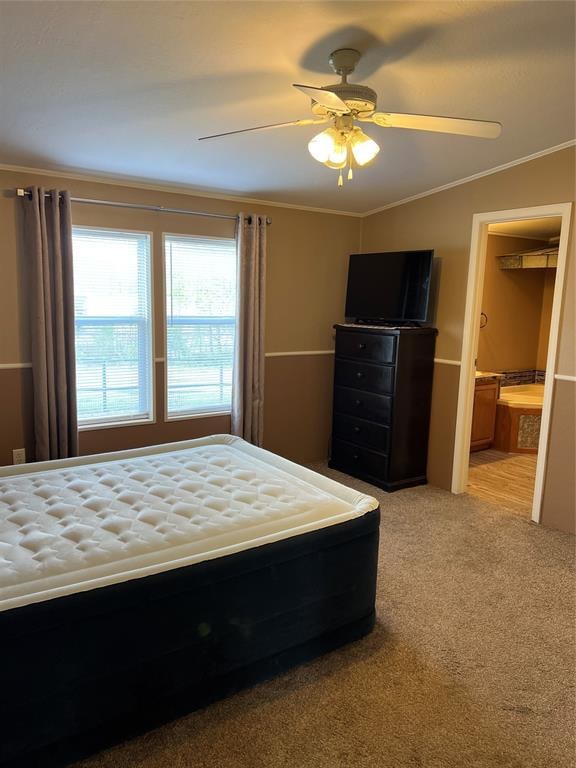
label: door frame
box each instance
[451,202,573,523]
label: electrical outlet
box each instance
[12,448,26,465]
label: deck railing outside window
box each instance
[75,316,150,422]
[166,315,235,414]
[164,234,237,417]
[75,315,235,421]
[72,227,153,426]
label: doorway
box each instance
[452,203,572,522]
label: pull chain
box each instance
[337,143,354,186]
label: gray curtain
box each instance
[232,213,267,445]
[22,188,78,460]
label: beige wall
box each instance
[1,146,573,534]
[537,269,556,371]
[477,235,550,373]
[541,379,576,534]
[264,353,335,463]
[361,146,575,533]
[0,168,360,465]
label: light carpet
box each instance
[76,466,575,768]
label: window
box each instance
[164,234,237,417]
[72,227,153,426]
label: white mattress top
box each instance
[0,435,378,612]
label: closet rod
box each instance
[15,188,271,224]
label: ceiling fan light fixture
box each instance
[309,123,379,181]
[350,127,380,166]
[308,127,349,168]
[324,156,348,170]
[308,127,338,163]
[326,136,348,168]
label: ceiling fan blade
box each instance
[367,112,502,138]
[293,84,350,114]
[198,117,329,141]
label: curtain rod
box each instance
[15,188,271,224]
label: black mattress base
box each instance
[6,610,375,768]
[1,508,380,768]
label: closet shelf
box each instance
[498,246,558,270]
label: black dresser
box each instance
[329,324,437,491]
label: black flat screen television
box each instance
[345,250,433,324]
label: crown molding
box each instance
[0,162,363,218]
[361,140,576,218]
[1,139,573,219]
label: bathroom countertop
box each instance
[475,370,503,381]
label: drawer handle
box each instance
[354,399,363,407]
[353,454,359,461]
[358,343,366,350]
[353,426,361,433]
[355,371,364,379]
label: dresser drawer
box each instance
[335,359,395,394]
[333,386,392,425]
[333,415,390,453]
[335,331,396,363]
[331,440,388,480]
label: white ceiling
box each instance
[0,1,574,214]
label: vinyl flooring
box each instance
[467,449,538,516]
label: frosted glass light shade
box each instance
[309,124,379,174]
[308,127,349,167]
[326,137,348,168]
[308,128,337,163]
[324,154,348,170]
[350,128,380,166]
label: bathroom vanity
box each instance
[470,372,502,451]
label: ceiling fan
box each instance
[198,48,502,186]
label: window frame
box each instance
[162,231,238,422]
[71,224,156,430]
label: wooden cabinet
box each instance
[329,324,437,491]
[470,378,499,451]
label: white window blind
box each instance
[72,227,153,426]
[164,234,237,417]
